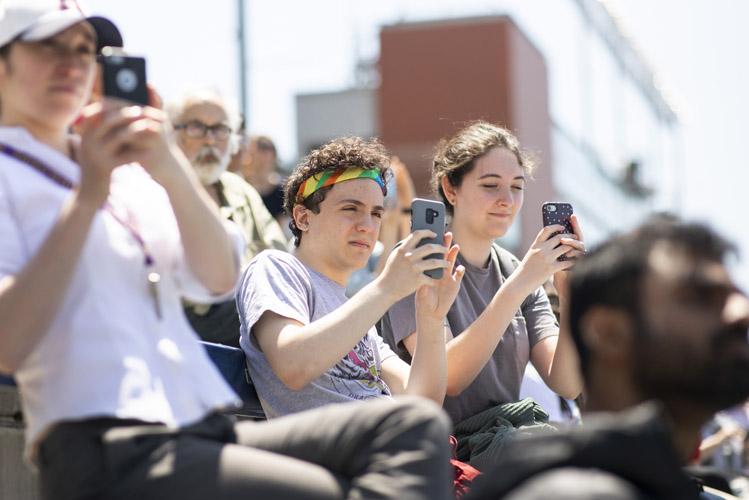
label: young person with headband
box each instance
[0,2,454,499]
[237,136,466,418]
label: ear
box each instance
[440,176,457,207]
[292,204,311,232]
[580,306,636,366]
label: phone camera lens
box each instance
[426,208,437,224]
[547,205,557,212]
[116,68,138,93]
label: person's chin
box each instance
[195,164,224,185]
[346,244,373,264]
[483,220,511,239]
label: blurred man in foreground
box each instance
[468,216,749,499]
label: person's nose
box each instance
[725,291,749,334]
[356,213,378,233]
[494,185,513,206]
[202,130,218,145]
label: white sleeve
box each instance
[174,219,245,303]
[0,173,27,281]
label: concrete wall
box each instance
[296,88,378,158]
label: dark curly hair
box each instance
[283,136,392,247]
[432,121,536,215]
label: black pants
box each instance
[38,397,452,500]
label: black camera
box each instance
[100,47,149,106]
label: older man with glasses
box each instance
[167,89,287,346]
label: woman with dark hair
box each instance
[0,3,451,499]
[382,121,585,444]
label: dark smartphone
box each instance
[410,198,446,279]
[100,47,149,106]
[542,202,574,261]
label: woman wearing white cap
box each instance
[0,2,451,499]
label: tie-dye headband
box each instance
[296,167,386,202]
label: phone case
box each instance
[411,198,446,279]
[101,55,149,106]
[542,202,574,261]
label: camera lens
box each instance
[426,209,436,224]
[116,68,138,93]
[547,205,557,212]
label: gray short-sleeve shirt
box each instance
[238,250,397,418]
[380,244,558,424]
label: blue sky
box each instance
[88,0,747,289]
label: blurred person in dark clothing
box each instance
[467,216,749,499]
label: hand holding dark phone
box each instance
[411,198,446,279]
[100,47,149,106]
[542,202,574,261]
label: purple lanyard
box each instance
[0,142,155,268]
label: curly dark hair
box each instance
[283,136,392,247]
[432,121,536,215]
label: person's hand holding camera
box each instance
[550,215,585,301]
[77,97,195,195]
[509,220,582,297]
[375,229,451,301]
[414,232,465,324]
[75,100,146,206]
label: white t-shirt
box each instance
[0,127,242,458]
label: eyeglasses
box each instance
[174,121,233,140]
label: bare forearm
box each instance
[404,315,447,404]
[159,156,238,294]
[0,194,98,373]
[698,429,741,460]
[273,276,399,389]
[445,275,528,395]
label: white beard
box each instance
[192,146,231,185]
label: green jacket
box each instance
[216,171,288,266]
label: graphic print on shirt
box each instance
[328,335,391,398]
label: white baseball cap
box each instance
[0,0,122,50]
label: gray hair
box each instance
[165,87,241,154]
[165,87,241,133]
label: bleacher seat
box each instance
[0,374,15,387]
[200,341,265,420]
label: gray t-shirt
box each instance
[380,244,558,424]
[238,249,397,418]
